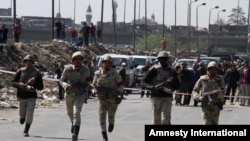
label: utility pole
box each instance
[174,0,177,57]
[133,0,136,50]
[124,0,126,24]
[13,0,16,22]
[145,0,148,50]
[101,0,104,42]
[163,0,165,39]
[112,0,117,47]
[52,0,55,39]
[247,0,250,54]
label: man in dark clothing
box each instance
[1,24,8,43]
[140,61,151,98]
[118,62,127,99]
[224,63,240,105]
[141,51,180,125]
[82,22,90,46]
[97,25,102,43]
[11,54,44,137]
[55,60,65,100]
[176,62,190,106]
[187,62,200,106]
[55,20,62,39]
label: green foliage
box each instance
[134,33,185,55]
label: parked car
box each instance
[98,53,136,92]
[131,55,154,86]
[172,58,196,70]
[199,57,220,67]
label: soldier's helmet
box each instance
[157,51,169,59]
[102,55,113,63]
[207,61,218,70]
[72,51,84,61]
[23,54,35,63]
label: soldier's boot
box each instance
[23,124,31,137]
[102,131,108,141]
[20,118,25,124]
[72,126,80,141]
[108,124,114,132]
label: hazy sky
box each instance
[1,0,249,28]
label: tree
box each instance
[134,33,185,56]
[227,6,247,25]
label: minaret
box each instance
[86,4,92,25]
[151,13,155,23]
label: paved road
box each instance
[0,93,249,141]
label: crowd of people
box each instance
[55,20,102,47]
[0,18,102,45]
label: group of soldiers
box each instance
[11,50,247,141]
[11,51,124,141]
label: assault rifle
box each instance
[71,82,89,93]
[153,74,183,93]
[201,89,224,110]
[96,86,122,104]
[202,89,224,102]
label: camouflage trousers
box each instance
[150,97,172,125]
[98,98,118,132]
[65,93,86,126]
[18,98,36,124]
[201,105,220,125]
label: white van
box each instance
[98,54,136,91]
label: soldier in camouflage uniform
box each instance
[192,61,225,125]
[11,54,44,137]
[141,51,180,125]
[59,51,92,141]
[91,55,125,141]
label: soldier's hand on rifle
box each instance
[211,89,221,98]
[111,90,119,96]
[27,77,36,85]
[148,85,156,92]
[19,83,27,90]
[95,89,100,94]
[67,85,77,91]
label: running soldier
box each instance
[11,54,44,137]
[59,51,92,141]
[91,55,125,141]
[192,61,225,125]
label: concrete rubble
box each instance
[0,40,155,109]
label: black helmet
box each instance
[23,55,35,63]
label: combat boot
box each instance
[20,118,25,125]
[72,125,80,141]
[102,131,108,141]
[108,124,114,132]
[23,124,31,137]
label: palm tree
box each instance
[227,6,247,25]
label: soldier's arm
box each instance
[11,69,21,88]
[141,68,157,89]
[192,79,202,101]
[59,69,70,91]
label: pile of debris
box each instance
[0,40,152,109]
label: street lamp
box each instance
[207,6,219,50]
[196,2,206,51]
[216,9,226,48]
[74,0,76,25]
[187,0,198,55]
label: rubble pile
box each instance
[0,40,149,109]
